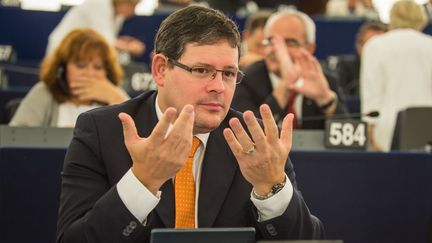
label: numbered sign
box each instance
[324,119,368,150]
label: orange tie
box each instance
[175,136,201,228]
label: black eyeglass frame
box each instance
[167,57,245,84]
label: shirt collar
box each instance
[268,72,280,89]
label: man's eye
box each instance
[223,70,236,78]
[192,67,210,74]
[285,39,300,47]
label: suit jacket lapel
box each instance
[258,61,274,97]
[198,118,238,227]
[250,61,273,102]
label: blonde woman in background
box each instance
[361,0,432,151]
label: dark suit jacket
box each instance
[334,54,360,96]
[56,91,323,243]
[232,60,348,129]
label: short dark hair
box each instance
[154,5,241,61]
[244,11,272,34]
[355,21,387,46]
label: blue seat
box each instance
[0,87,28,124]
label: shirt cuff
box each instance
[250,174,293,222]
[117,168,161,223]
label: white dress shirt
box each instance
[57,102,100,127]
[117,96,293,225]
[361,29,432,151]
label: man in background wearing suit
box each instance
[331,21,387,97]
[56,5,322,243]
[232,9,348,129]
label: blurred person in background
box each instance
[424,0,432,19]
[330,21,387,97]
[10,29,129,127]
[296,0,329,15]
[240,11,272,69]
[159,0,191,5]
[326,0,378,18]
[232,9,348,129]
[47,0,145,58]
[189,0,296,15]
[361,0,432,151]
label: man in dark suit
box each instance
[331,21,387,97]
[232,9,348,129]
[56,5,322,243]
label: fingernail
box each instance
[184,104,194,114]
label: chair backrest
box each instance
[5,97,22,123]
[391,107,432,151]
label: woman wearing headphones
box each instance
[9,28,129,127]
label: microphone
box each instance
[300,110,380,122]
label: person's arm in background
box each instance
[285,49,341,118]
[116,36,146,57]
[232,66,286,120]
[47,6,87,54]
[323,70,349,117]
[47,1,116,55]
[9,82,54,127]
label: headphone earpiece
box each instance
[56,62,70,96]
[56,63,66,80]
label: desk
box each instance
[1,144,431,243]
[0,147,65,243]
[291,151,432,243]
[0,126,325,150]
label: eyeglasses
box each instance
[262,37,304,48]
[167,58,245,84]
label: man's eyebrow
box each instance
[193,62,239,70]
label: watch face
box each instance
[271,183,285,194]
[253,180,286,200]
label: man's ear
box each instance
[152,53,169,87]
[306,43,316,54]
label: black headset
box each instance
[56,62,70,96]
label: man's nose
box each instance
[208,71,225,92]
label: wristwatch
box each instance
[252,179,286,200]
[318,93,337,111]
